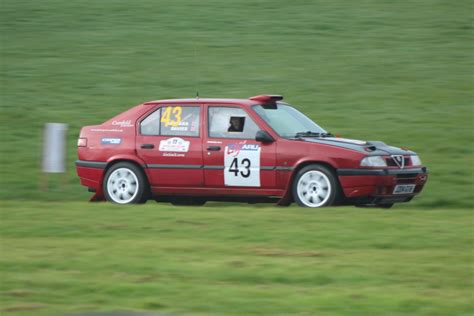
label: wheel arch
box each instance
[106,154,147,169]
[105,159,146,172]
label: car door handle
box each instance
[207,146,221,151]
[141,144,155,149]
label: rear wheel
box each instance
[103,162,148,204]
[292,164,339,208]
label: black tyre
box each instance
[292,164,340,208]
[103,162,149,204]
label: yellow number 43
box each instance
[161,106,182,127]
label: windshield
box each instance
[253,103,327,138]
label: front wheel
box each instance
[103,162,148,204]
[292,164,340,208]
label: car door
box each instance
[203,105,276,189]
[136,104,204,187]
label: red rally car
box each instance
[76,95,428,208]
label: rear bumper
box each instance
[75,160,106,189]
[76,160,107,201]
[337,167,428,203]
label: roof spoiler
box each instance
[249,95,283,109]
[249,95,283,103]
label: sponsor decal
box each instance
[190,120,199,132]
[166,120,198,133]
[91,128,123,132]
[169,121,190,132]
[162,152,185,157]
[112,120,134,128]
[226,142,259,157]
[224,141,261,187]
[101,137,122,145]
[159,137,190,152]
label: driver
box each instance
[228,116,244,132]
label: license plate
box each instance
[393,184,415,194]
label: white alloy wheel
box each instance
[106,167,139,204]
[296,170,332,207]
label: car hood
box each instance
[299,137,416,156]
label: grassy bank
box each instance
[0,201,473,315]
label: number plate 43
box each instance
[224,144,261,187]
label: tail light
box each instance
[77,137,87,147]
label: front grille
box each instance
[386,156,412,167]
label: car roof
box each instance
[143,95,284,107]
[144,98,258,107]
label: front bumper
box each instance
[337,167,428,204]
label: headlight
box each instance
[411,155,422,166]
[360,156,387,167]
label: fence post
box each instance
[40,123,68,191]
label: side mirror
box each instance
[255,130,275,143]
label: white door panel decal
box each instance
[159,137,190,152]
[224,142,260,187]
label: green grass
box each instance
[0,2,473,315]
[0,0,473,207]
[0,201,473,316]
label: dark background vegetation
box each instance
[1,1,472,315]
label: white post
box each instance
[39,123,68,191]
[42,123,68,173]
[40,123,68,191]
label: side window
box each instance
[140,106,200,137]
[208,107,260,139]
[160,106,200,137]
[140,108,161,135]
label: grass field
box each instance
[0,0,473,315]
[1,201,473,316]
[0,0,473,207]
